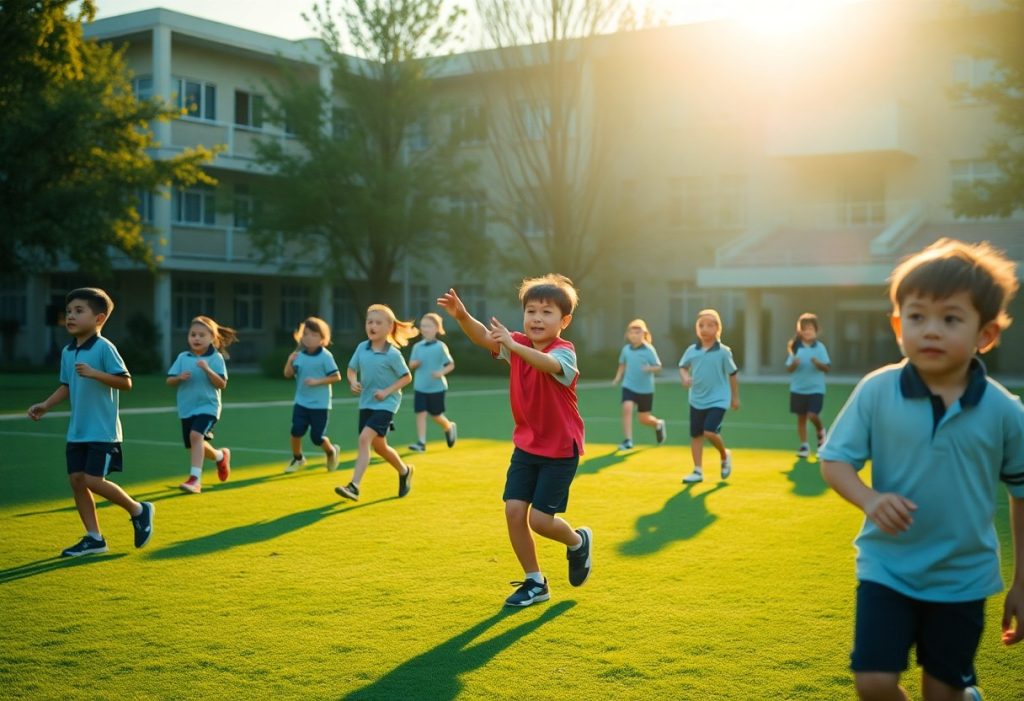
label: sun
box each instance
[732,0,852,37]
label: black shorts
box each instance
[851,580,985,689]
[66,442,123,476]
[502,446,579,515]
[790,392,824,416]
[413,391,446,416]
[181,414,217,448]
[621,388,654,413]
[359,409,395,437]
[689,406,726,438]
[292,404,329,444]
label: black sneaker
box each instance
[398,464,414,497]
[655,420,667,445]
[335,482,360,501]
[408,442,426,453]
[505,578,550,607]
[131,502,155,549]
[61,535,108,557]
[567,526,593,587]
[445,422,457,448]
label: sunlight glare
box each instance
[733,0,849,37]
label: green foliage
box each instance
[0,0,217,275]
[115,313,163,374]
[248,0,485,312]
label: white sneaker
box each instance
[284,456,306,473]
[617,439,634,451]
[721,450,732,480]
[325,444,340,472]
[796,444,810,458]
[682,470,704,484]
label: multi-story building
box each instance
[4,1,1021,375]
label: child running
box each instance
[27,288,154,556]
[678,308,740,484]
[167,316,236,494]
[334,304,416,501]
[407,312,458,452]
[439,275,593,608]
[283,317,342,472]
[785,312,831,458]
[821,238,1023,701]
[612,318,666,450]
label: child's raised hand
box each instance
[27,403,47,421]
[195,359,209,371]
[437,288,467,320]
[488,317,512,346]
[373,389,388,401]
[178,371,192,381]
[350,381,362,394]
[863,492,917,535]
[790,357,801,367]
[1002,582,1024,646]
[304,378,318,387]
[288,351,298,363]
[74,362,96,378]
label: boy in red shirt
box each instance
[439,274,592,607]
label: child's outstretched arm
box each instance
[283,351,297,379]
[821,459,918,535]
[1003,495,1024,646]
[28,385,70,420]
[488,317,561,374]
[437,288,499,354]
[612,363,624,385]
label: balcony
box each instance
[168,118,306,169]
[164,225,320,271]
[766,102,918,159]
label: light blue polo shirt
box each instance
[410,339,453,393]
[820,359,1024,602]
[348,341,411,413]
[168,346,228,419]
[786,340,831,395]
[292,347,340,410]
[619,343,661,394]
[678,341,738,410]
[60,334,130,443]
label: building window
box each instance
[233,184,253,229]
[332,108,357,142]
[136,189,154,223]
[280,283,313,330]
[952,55,999,100]
[951,160,1001,217]
[172,279,215,330]
[450,191,487,235]
[405,116,430,152]
[621,281,635,322]
[0,274,27,325]
[455,283,486,320]
[407,284,432,318]
[234,90,265,129]
[668,177,709,228]
[233,282,263,330]
[452,104,487,146]
[173,186,216,226]
[174,77,216,121]
[518,100,550,141]
[132,76,153,102]
[668,281,709,332]
[333,287,357,333]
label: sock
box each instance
[190,466,202,479]
[418,437,426,444]
[293,453,303,461]
[525,571,544,584]
[87,530,102,540]
[568,533,584,550]
[693,466,703,473]
[213,449,224,462]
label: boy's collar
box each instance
[800,339,818,348]
[899,357,988,407]
[301,346,324,356]
[423,339,437,345]
[188,345,216,357]
[694,339,721,351]
[67,333,99,351]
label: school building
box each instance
[3,1,1022,376]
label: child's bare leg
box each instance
[854,673,909,701]
[320,437,335,454]
[505,499,539,573]
[290,435,303,456]
[637,411,660,428]
[415,412,427,442]
[83,474,141,516]
[203,442,218,460]
[621,400,634,440]
[350,427,378,486]
[691,436,704,468]
[70,473,100,533]
[808,412,824,432]
[704,431,727,461]
[431,413,453,432]
[528,509,582,547]
[372,434,409,474]
[189,431,205,469]
[797,414,808,443]
[921,673,974,701]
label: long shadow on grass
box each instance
[618,482,729,557]
[146,498,394,559]
[783,458,829,497]
[575,447,650,476]
[0,553,127,585]
[341,600,575,701]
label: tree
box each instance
[0,0,216,275]
[950,0,1024,218]
[470,0,630,285]
[249,0,481,312]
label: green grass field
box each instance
[1,374,1019,700]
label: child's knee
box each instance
[853,672,900,701]
[505,500,528,522]
[68,472,89,490]
[702,430,719,441]
[528,509,553,533]
[189,430,205,443]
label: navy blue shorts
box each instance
[851,580,984,689]
[413,391,446,416]
[66,442,123,476]
[292,404,329,444]
[502,446,579,515]
[621,388,654,413]
[181,414,217,448]
[359,409,395,437]
[689,406,726,438]
[790,392,824,416]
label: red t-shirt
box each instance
[498,332,585,459]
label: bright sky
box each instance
[89,0,866,43]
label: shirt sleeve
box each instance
[723,348,738,375]
[618,346,627,364]
[348,347,361,371]
[548,347,579,387]
[323,350,340,376]
[59,351,69,385]
[211,352,227,379]
[819,344,832,365]
[1001,398,1024,497]
[441,342,453,366]
[785,352,796,367]
[648,345,662,367]
[104,341,130,376]
[391,348,411,377]
[819,377,873,470]
[678,347,692,369]
[168,354,182,376]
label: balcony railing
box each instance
[169,118,305,163]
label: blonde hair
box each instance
[695,309,723,340]
[625,319,652,344]
[419,312,446,336]
[366,304,419,348]
[191,316,239,358]
[293,316,332,347]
